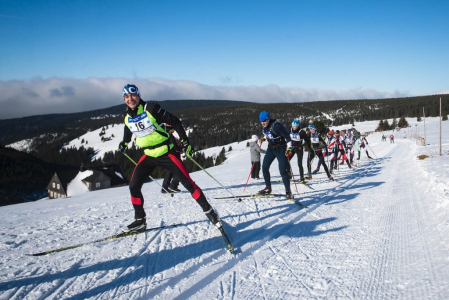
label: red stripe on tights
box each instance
[168,154,201,199]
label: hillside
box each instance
[0,119,448,299]
[0,100,251,145]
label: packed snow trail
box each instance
[0,125,448,299]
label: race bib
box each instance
[128,113,157,137]
[290,132,301,141]
[311,137,320,143]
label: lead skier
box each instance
[118,84,221,233]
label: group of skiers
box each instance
[117,84,373,235]
[381,134,395,143]
[253,111,372,198]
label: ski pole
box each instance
[287,158,300,196]
[186,155,241,201]
[122,152,173,197]
[243,162,255,193]
[367,144,378,159]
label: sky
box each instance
[0,0,448,119]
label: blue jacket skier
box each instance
[258,111,294,200]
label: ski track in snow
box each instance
[1,118,449,299]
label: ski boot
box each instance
[258,186,272,195]
[286,190,294,200]
[328,175,334,181]
[161,188,169,194]
[205,208,222,228]
[168,186,181,193]
[304,173,312,180]
[312,168,319,174]
[300,177,306,184]
[123,217,147,233]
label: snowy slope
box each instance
[0,119,448,299]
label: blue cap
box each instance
[123,84,141,97]
[292,119,300,127]
[259,111,270,121]
[309,124,317,131]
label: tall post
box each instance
[440,97,442,156]
[423,107,426,147]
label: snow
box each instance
[66,170,93,197]
[0,118,448,299]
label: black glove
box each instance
[181,139,195,157]
[118,141,128,153]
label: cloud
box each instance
[0,77,412,119]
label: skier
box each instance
[249,134,266,179]
[289,119,310,182]
[344,129,356,165]
[161,125,181,193]
[118,84,221,233]
[306,125,333,180]
[313,130,335,174]
[390,134,395,143]
[358,133,372,159]
[258,111,294,200]
[328,130,353,170]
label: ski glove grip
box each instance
[119,141,128,153]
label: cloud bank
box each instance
[0,77,411,119]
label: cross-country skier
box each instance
[390,134,395,143]
[344,129,356,165]
[358,133,372,159]
[313,130,335,174]
[306,125,333,180]
[161,125,182,193]
[289,119,310,183]
[249,135,266,179]
[328,130,353,170]
[258,111,294,200]
[118,84,221,233]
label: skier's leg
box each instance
[276,147,290,191]
[254,161,261,178]
[165,154,212,212]
[318,151,331,177]
[129,155,156,219]
[262,148,276,188]
[297,148,304,179]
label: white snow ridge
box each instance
[0,117,448,299]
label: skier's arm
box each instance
[146,103,189,142]
[273,123,292,148]
[122,122,133,143]
[300,130,311,147]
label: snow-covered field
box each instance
[1,118,448,299]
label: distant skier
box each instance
[306,125,333,180]
[390,134,395,143]
[161,125,182,193]
[258,111,294,200]
[344,129,356,165]
[249,135,266,179]
[289,119,310,182]
[328,130,353,170]
[118,84,221,233]
[358,133,372,159]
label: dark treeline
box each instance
[0,100,250,144]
